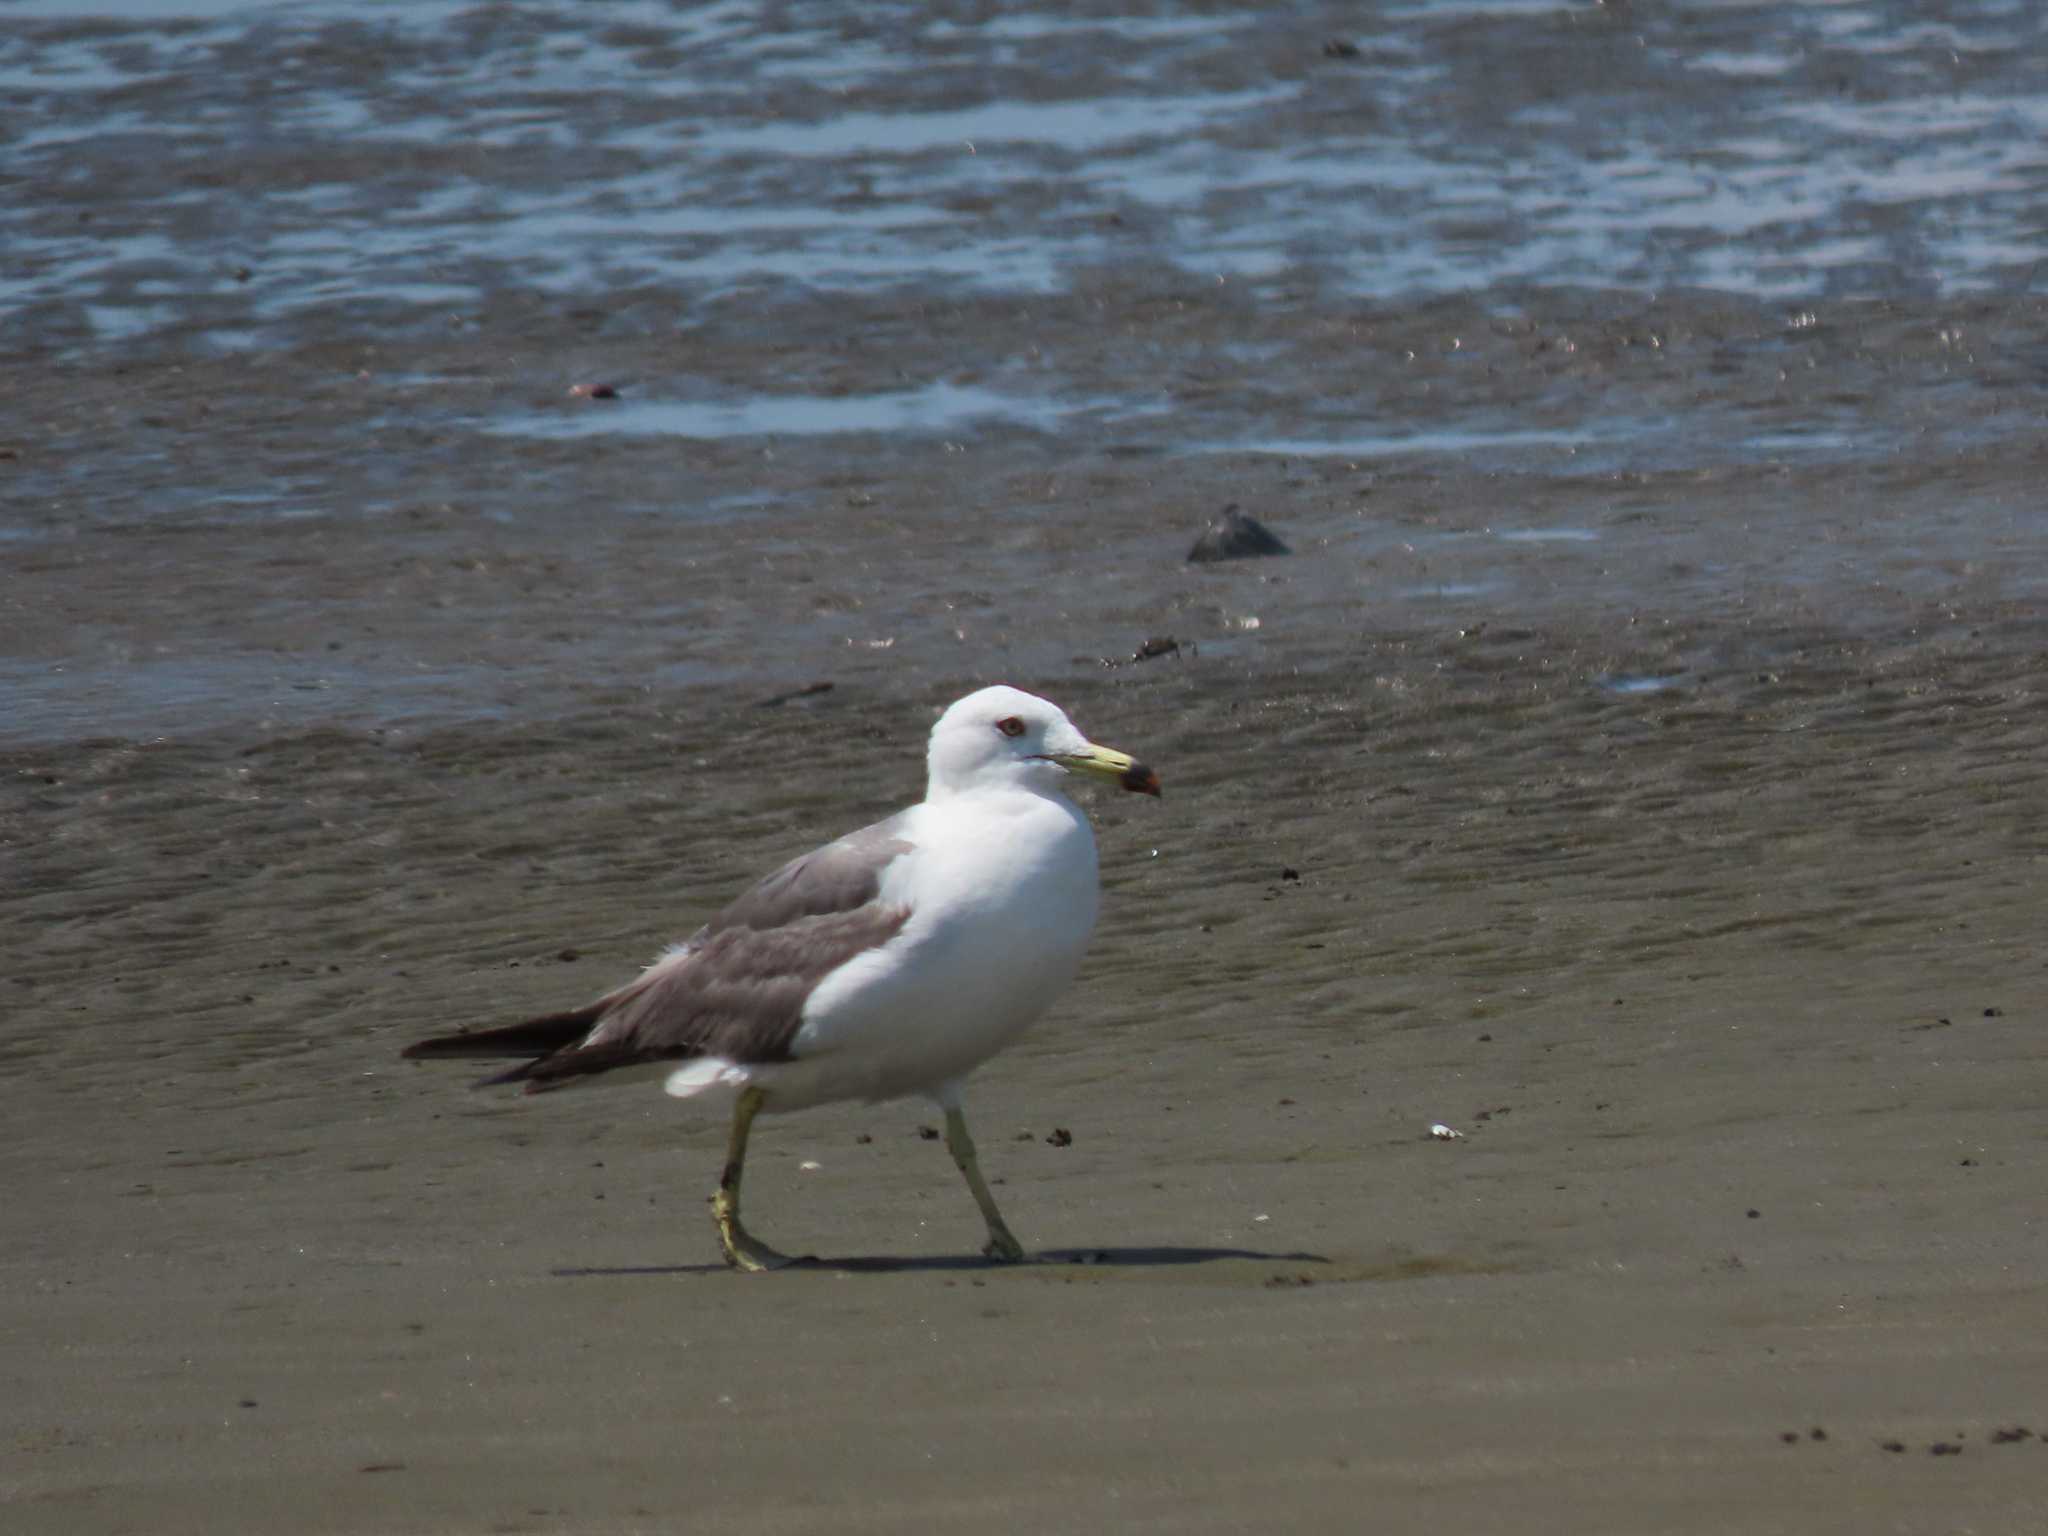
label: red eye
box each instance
[995,716,1026,738]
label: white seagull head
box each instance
[925,685,1160,802]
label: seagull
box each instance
[402,685,1160,1271]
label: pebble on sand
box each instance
[1187,505,1290,563]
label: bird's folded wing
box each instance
[403,814,919,1090]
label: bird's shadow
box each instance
[553,1245,1328,1278]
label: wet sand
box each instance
[9,1,2048,1529]
[10,406,2048,1529]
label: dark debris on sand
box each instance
[1187,505,1290,563]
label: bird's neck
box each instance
[924,772,1074,813]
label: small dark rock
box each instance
[1102,635,1185,670]
[1280,867,1300,881]
[854,1133,872,1145]
[1746,1209,1761,1219]
[916,1125,939,1141]
[1045,1127,1073,1148]
[1780,1431,1799,1444]
[1880,1440,1906,1454]
[1187,504,1290,563]
[1809,1427,1827,1442]
[1321,38,1360,58]
[1990,1426,2033,1444]
[1929,1442,1962,1456]
[1983,1005,2004,1016]
[557,948,580,962]
[569,382,620,400]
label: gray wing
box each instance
[511,813,916,1088]
[704,812,915,938]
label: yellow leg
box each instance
[943,1105,1027,1263]
[712,1087,801,1272]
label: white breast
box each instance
[780,786,1101,1106]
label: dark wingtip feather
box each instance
[400,1006,604,1064]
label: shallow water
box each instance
[486,380,1163,440]
[5,0,2047,742]
[9,0,2045,352]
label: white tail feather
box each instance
[663,1058,749,1100]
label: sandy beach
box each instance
[7,1,2048,1530]
[11,517,2048,1530]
